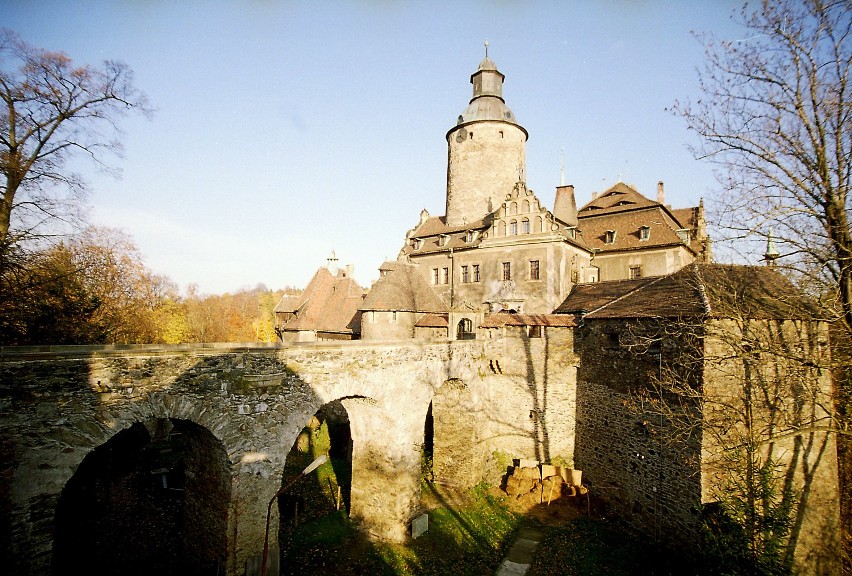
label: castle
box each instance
[272,52,840,573]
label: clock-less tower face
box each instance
[445,56,528,227]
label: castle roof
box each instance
[480,313,578,328]
[576,183,699,255]
[274,267,365,335]
[360,261,448,313]
[555,264,818,320]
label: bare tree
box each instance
[673,0,851,335]
[0,29,150,247]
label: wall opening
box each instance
[278,400,352,556]
[52,418,230,575]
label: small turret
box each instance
[763,228,780,266]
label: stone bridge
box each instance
[1,336,575,575]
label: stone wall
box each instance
[0,341,483,575]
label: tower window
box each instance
[469,132,474,140]
[499,130,504,138]
[529,260,540,281]
[473,264,481,282]
[502,262,512,281]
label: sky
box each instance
[4,0,749,295]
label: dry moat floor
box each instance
[278,482,696,576]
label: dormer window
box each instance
[465,230,475,243]
[566,226,577,239]
[605,230,617,244]
[412,238,423,250]
[439,234,450,247]
[639,226,650,241]
[676,229,691,244]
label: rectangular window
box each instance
[629,266,642,280]
[461,265,469,283]
[529,260,540,281]
[392,311,397,323]
[639,226,650,241]
[473,264,480,282]
[432,268,439,285]
[605,230,616,244]
[442,267,449,284]
[529,325,542,338]
[502,262,512,281]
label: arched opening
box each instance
[52,418,230,575]
[456,318,475,340]
[278,400,353,563]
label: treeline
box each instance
[0,227,295,346]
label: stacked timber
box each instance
[503,462,588,506]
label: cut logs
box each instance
[503,464,588,506]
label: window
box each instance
[566,226,577,239]
[441,267,449,284]
[432,268,439,285]
[473,264,480,282]
[605,230,616,244]
[502,262,512,281]
[629,266,642,280]
[522,218,530,234]
[461,265,469,283]
[465,230,475,243]
[510,220,518,235]
[392,311,397,323]
[528,325,542,338]
[639,226,650,241]
[529,260,540,280]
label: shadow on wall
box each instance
[0,350,325,575]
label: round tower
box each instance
[445,51,528,227]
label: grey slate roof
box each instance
[360,261,448,313]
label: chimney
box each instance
[554,184,578,227]
[344,264,354,278]
[657,181,665,204]
[326,250,339,275]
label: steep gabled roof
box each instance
[555,264,818,320]
[275,267,366,334]
[360,261,448,313]
[578,206,694,254]
[577,183,658,216]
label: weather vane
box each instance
[484,40,489,58]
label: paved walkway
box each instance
[495,526,543,576]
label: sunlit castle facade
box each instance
[359,50,709,340]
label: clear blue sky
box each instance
[4,0,747,295]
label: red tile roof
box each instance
[480,312,578,328]
[274,267,365,334]
[556,264,817,320]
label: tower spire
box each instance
[763,227,780,266]
[484,40,489,58]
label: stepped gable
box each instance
[556,264,817,320]
[360,261,448,313]
[274,267,365,334]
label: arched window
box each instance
[535,216,543,233]
[510,202,518,215]
[456,318,475,340]
[510,220,518,235]
[522,200,530,213]
[522,218,530,234]
[498,221,506,237]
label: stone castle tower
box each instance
[444,49,528,226]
